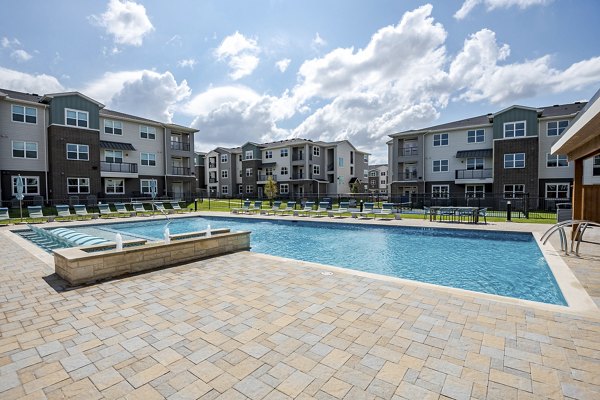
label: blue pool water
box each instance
[89,216,566,305]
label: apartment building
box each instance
[205,138,369,198]
[387,102,586,205]
[367,164,388,194]
[194,152,206,192]
[0,88,198,204]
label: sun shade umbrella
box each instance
[16,175,24,222]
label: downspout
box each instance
[422,131,429,193]
[44,106,49,203]
[163,126,168,198]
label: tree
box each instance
[350,180,362,194]
[264,177,278,205]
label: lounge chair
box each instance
[373,203,395,219]
[114,203,132,217]
[278,201,296,216]
[170,201,186,213]
[355,202,375,218]
[266,201,282,215]
[0,207,10,225]
[153,202,169,215]
[27,206,50,223]
[297,201,315,217]
[309,201,329,217]
[329,201,349,218]
[232,200,252,214]
[73,205,97,220]
[55,205,76,221]
[98,204,119,218]
[478,208,487,224]
[132,202,151,216]
[248,201,263,214]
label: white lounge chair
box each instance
[98,204,119,218]
[373,203,395,219]
[170,201,186,213]
[0,207,10,225]
[55,205,76,221]
[309,201,329,217]
[115,203,133,217]
[329,201,349,218]
[354,202,375,218]
[297,201,314,217]
[232,200,252,214]
[247,201,263,214]
[278,201,296,215]
[132,202,152,216]
[73,205,97,220]
[267,201,282,215]
[27,206,50,223]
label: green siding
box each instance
[492,108,538,139]
[48,95,100,130]
[241,143,260,159]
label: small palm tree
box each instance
[264,177,278,205]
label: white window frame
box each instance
[104,120,123,135]
[313,165,320,175]
[12,176,40,195]
[381,171,386,176]
[433,133,449,147]
[547,120,568,137]
[105,178,125,194]
[220,154,228,163]
[364,170,368,178]
[245,150,254,160]
[338,157,344,167]
[265,150,273,159]
[11,104,37,124]
[140,179,157,195]
[432,159,449,172]
[104,150,123,164]
[594,155,600,176]
[265,167,273,176]
[67,177,90,194]
[280,183,289,194]
[504,184,525,199]
[466,158,484,170]
[12,141,38,159]
[369,171,377,177]
[363,154,369,162]
[313,146,320,157]
[222,185,229,195]
[504,153,525,169]
[65,108,89,128]
[380,179,386,185]
[141,152,156,166]
[66,143,89,161]
[246,168,253,177]
[431,185,449,198]
[140,125,156,140]
[280,166,288,175]
[503,121,526,138]
[546,153,568,168]
[245,185,254,194]
[467,129,484,143]
[465,185,485,199]
[545,183,570,199]
[221,170,228,179]
[280,149,288,157]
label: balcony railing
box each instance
[292,154,304,161]
[455,168,493,179]
[400,147,418,156]
[208,163,217,168]
[258,174,277,181]
[172,166,192,175]
[327,163,334,171]
[209,177,218,183]
[101,162,138,173]
[403,171,418,180]
[171,141,191,151]
[291,173,305,180]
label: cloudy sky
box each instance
[1,0,600,163]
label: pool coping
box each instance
[3,211,597,315]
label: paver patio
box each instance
[0,214,599,399]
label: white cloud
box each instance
[0,66,64,93]
[91,0,154,46]
[455,0,549,19]
[166,34,182,46]
[1,37,21,48]
[214,32,260,80]
[10,49,32,62]
[275,58,291,73]
[312,32,326,47]
[178,59,197,69]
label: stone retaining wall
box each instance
[53,230,250,285]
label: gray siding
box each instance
[492,108,538,139]
[48,95,101,130]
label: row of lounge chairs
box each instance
[231,201,397,219]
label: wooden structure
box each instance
[552,89,600,223]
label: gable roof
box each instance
[41,91,105,108]
[0,88,44,104]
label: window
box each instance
[67,178,90,194]
[466,185,485,198]
[140,125,156,140]
[238,185,243,194]
[246,168,253,177]
[280,184,289,194]
[504,153,525,169]
[12,176,39,195]
[280,167,288,175]
[546,154,568,168]
[238,154,243,161]
[280,149,288,157]
[104,120,123,135]
[12,105,37,124]
[313,165,320,175]
[503,121,526,138]
[220,154,228,163]
[432,159,449,172]
[546,183,569,199]
[381,171,386,176]
[140,179,157,195]
[66,144,89,161]
[222,185,229,195]
[338,157,344,167]
[369,171,377,177]
[245,150,253,160]
[594,155,600,176]
[467,129,484,143]
[432,185,449,198]
[105,178,124,194]
[265,151,273,159]
[105,150,123,163]
[12,141,38,159]
[239,169,242,177]
[141,153,156,166]
[350,166,354,175]
[265,167,273,176]
[433,133,448,147]
[364,170,368,178]
[364,154,369,162]
[313,146,320,156]
[221,170,228,179]
[466,158,484,170]
[380,180,386,185]
[245,185,253,194]
[504,184,525,198]
[65,109,88,128]
[547,120,568,136]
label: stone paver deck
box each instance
[1,213,599,399]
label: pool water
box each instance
[93,216,566,306]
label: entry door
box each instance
[172,182,183,199]
[297,186,304,196]
[257,187,263,198]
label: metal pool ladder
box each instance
[541,220,600,256]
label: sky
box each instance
[1,0,600,163]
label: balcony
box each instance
[327,163,334,172]
[400,147,418,156]
[258,174,277,182]
[209,177,218,183]
[290,173,305,180]
[402,171,418,180]
[171,166,192,175]
[455,168,493,184]
[100,161,138,178]
[171,141,191,151]
[208,163,217,168]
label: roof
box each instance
[0,88,44,103]
[456,149,493,158]
[99,140,136,151]
[101,109,163,125]
[41,91,105,108]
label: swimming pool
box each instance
[62,216,566,306]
